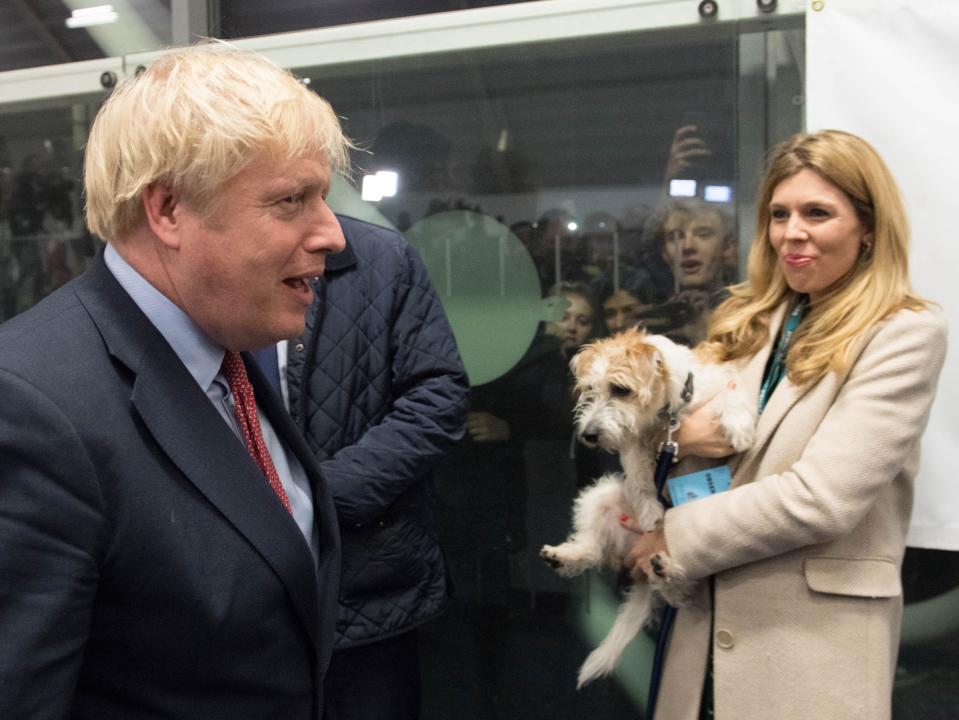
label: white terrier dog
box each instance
[540,327,755,688]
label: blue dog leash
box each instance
[645,373,690,720]
[646,438,677,720]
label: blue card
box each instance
[667,466,732,506]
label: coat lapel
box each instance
[729,303,813,485]
[74,254,321,650]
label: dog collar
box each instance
[657,371,694,424]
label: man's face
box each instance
[662,208,727,289]
[167,154,346,350]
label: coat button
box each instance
[293,342,305,352]
[715,629,734,649]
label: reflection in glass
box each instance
[0,1,172,71]
[0,104,99,321]
[217,0,541,39]
[311,26,746,717]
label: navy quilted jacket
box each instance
[286,214,469,648]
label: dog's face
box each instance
[570,327,670,451]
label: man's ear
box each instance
[142,182,182,249]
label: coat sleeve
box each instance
[0,369,106,719]
[664,308,948,580]
[319,243,470,527]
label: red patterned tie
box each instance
[221,351,293,514]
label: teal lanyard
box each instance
[758,297,808,414]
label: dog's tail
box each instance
[577,583,654,689]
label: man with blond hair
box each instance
[0,42,346,718]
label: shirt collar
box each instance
[103,243,224,393]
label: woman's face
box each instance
[552,293,594,349]
[768,168,871,303]
[603,289,644,334]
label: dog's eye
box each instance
[610,384,631,398]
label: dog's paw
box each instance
[539,545,563,569]
[719,393,757,452]
[647,552,682,582]
[647,553,694,606]
[539,543,593,577]
[724,422,755,453]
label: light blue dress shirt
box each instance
[103,244,317,557]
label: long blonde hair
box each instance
[703,130,927,385]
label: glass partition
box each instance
[217,0,543,39]
[0,1,173,72]
[0,95,104,321]
[303,17,801,718]
[2,4,955,719]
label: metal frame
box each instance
[0,0,803,107]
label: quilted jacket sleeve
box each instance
[317,237,470,528]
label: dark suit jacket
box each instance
[0,252,341,719]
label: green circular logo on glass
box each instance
[406,211,543,386]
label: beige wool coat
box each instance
[655,305,948,720]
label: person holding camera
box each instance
[626,130,947,719]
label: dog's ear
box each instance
[623,339,657,372]
[570,342,594,379]
[644,333,694,412]
[619,335,658,406]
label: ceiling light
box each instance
[704,184,733,202]
[66,5,119,29]
[375,171,398,198]
[669,179,697,198]
[361,171,399,201]
[361,175,383,202]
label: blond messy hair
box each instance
[84,40,352,242]
[702,129,927,386]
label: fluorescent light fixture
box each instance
[669,178,697,198]
[66,5,119,28]
[375,171,398,197]
[704,184,733,202]
[360,171,399,202]
[361,175,383,202]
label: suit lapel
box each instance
[246,355,342,669]
[74,254,321,650]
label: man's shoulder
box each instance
[0,281,89,368]
[0,289,112,421]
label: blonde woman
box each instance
[627,130,947,719]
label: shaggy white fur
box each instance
[540,327,755,688]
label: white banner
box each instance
[807,0,959,549]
